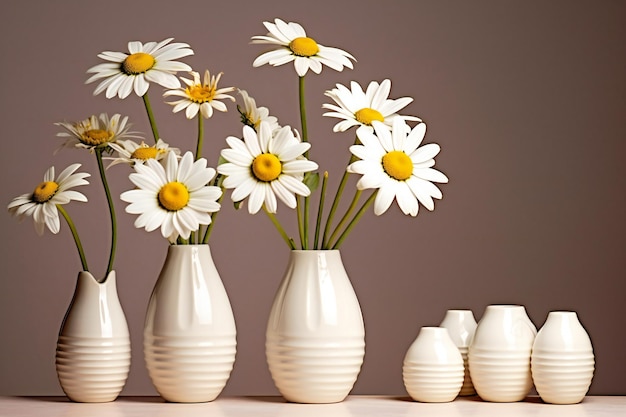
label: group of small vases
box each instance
[403,305,595,405]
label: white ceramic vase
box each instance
[531,311,595,404]
[468,305,536,402]
[55,271,131,403]
[144,245,237,403]
[403,327,464,402]
[439,309,478,396]
[266,250,365,404]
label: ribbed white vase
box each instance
[531,311,595,404]
[468,305,536,402]
[403,327,464,402]
[144,245,236,403]
[439,309,478,396]
[266,250,365,404]
[55,271,131,403]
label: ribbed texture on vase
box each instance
[531,351,594,404]
[458,348,476,396]
[266,335,365,404]
[55,335,131,403]
[144,334,236,403]
[403,363,464,402]
[468,348,533,402]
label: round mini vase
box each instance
[468,305,536,402]
[403,327,464,403]
[144,245,237,403]
[531,311,595,404]
[440,309,478,396]
[56,271,131,403]
[266,250,365,404]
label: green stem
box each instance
[202,176,225,244]
[142,92,160,144]
[264,207,296,250]
[331,191,377,250]
[326,189,363,249]
[57,205,89,272]
[96,148,116,276]
[314,171,329,250]
[298,75,311,248]
[298,76,308,145]
[296,196,306,249]
[195,115,204,160]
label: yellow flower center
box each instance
[355,108,385,126]
[289,37,320,57]
[32,181,59,203]
[252,153,282,182]
[186,84,215,103]
[122,52,155,75]
[80,129,112,146]
[382,151,413,181]
[131,147,159,160]
[158,182,189,211]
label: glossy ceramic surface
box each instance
[55,271,131,403]
[440,310,477,396]
[144,245,236,403]
[266,250,365,404]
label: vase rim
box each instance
[290,249,340,252]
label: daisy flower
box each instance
[55,113,142,152]
[86,38,194,99]
[7,164,90,235]
[323,79,421,133]
[163,70,236,119]
[237,89,280,132]
[251,18,355,77]
[106,139,180,168]
[218,122,318,214]
[120,151,221,243]
[347,118,448,217]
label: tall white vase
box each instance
[266,250,365,404]
[55,271,131,403]
[468,305,536,402]
[531,311,595,404]
[403,327,464,402]
[439,309,477,396]
[144,245,237,403]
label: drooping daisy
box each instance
[323,79,421,133]
[218,122,318,214]
[56,113,142,152]
[251,18,355,77]
[86,38,194,99]
[237,89,280,132]
[163,70,236,119]
[106,139,180,168]
[7,164,90,235]
[347,118,448,217]
[120,151,221,242]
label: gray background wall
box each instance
[1,0,625,396]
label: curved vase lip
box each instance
[78,270,116,285]
[290,249,340,253]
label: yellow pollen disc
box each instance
[355,108,385,126]
[81,129,112,146]
[252,153,282,182]
[382,151,413,181]
[122,52,155,75]
[32,181,59,203]
[131,147,159,160]
[158,182,190,211]
[186,84,215,103]
[289,37,320,57]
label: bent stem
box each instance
[331,190,377,249]
[142,92,160,143]
[202,175,225,244]
[264,207,296,250]
[95,148,117,276]
[57,205,89,272]
[326,189,363,249]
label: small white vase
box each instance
[468,305,536,402]
[531,311,595,404]
[144,245,237,403]
[266,250,365,404]
[55,271,131,403]
[440,309,478,396]
[403,327,464,402]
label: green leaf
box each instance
[303,172,319,193]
